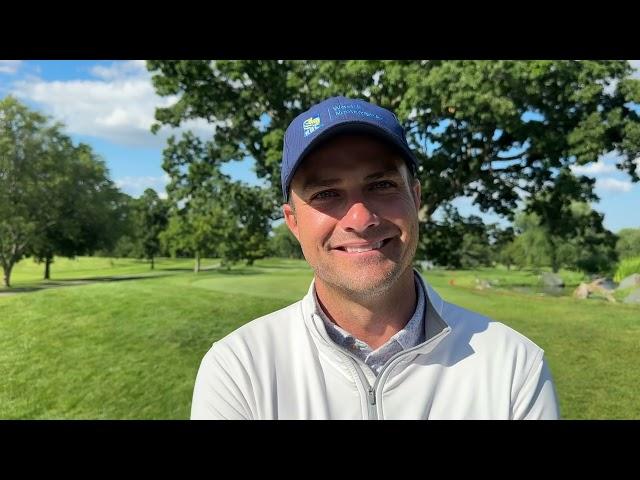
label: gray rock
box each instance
[623,288,640,304]
[573,283,590,299]
[573,280,617,302]
[619,274,640,290]
[542,285,565,296]
[594,278,617,291]
[475,278,492,290]
[542,272,564,288]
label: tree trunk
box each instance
[548,238,559,273]
[194,251,200,273]
[150,256,155,270]
[2,263,12,288]
[44,256,52,280]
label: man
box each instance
[191,96,560,420]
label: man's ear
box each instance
[412,178,421,210]
[283,201,300,241]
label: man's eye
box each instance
[311,190,338,201]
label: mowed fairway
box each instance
[1,257,639,419]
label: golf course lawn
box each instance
[1,257,638,419]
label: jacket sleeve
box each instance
[190,343,253,420]
[512,353,560,420]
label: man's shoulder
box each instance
[419,274,543,354]
[441,299,543,354]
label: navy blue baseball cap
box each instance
[281,96,418,202]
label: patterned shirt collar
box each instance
[314,272,426,375]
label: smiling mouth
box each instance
[334,238,393,253]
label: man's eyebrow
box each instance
[301,169,403,193]
[301,178,342,193]
[364,168,403,181]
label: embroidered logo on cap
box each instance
[303,116,322,137]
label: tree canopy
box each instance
[147,60,640,223]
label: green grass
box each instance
[5,256,219,289]
[1,256,638,419]
[426,265,588,289]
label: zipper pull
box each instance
[368,387,376,405]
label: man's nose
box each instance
[339,200,380,234]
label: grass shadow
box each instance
[54,273,175,282]
[161,265,219,272]
[0,273,175,297]
[213,268,265,276]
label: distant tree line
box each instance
[423,202,627,274]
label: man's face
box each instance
[283,134,421,299]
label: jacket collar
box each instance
[301,269,452,358]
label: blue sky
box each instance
[1,60,639,233]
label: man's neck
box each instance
[314,268,417,350]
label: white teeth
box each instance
[344,241,383,253]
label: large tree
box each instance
[133,188,169,269]
[510,212,552,271]
[29,142,125,279]
[510,203,617,274]
[100,191,139,258]
[0,97,51,287]
[616,228,640,260]
[526,170,600,273]
[420,205,511,269]
[147,60,640,224]
[269,222,303,259]
[160,194,220,273]
[1,97,126,285]
[160,132,271,270]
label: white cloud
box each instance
[90,60,147,80]
[115,174,170,198]
[0,60,23,74]
[596,177,633,193]
[570,160,617,176]
[10,60,216,148]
